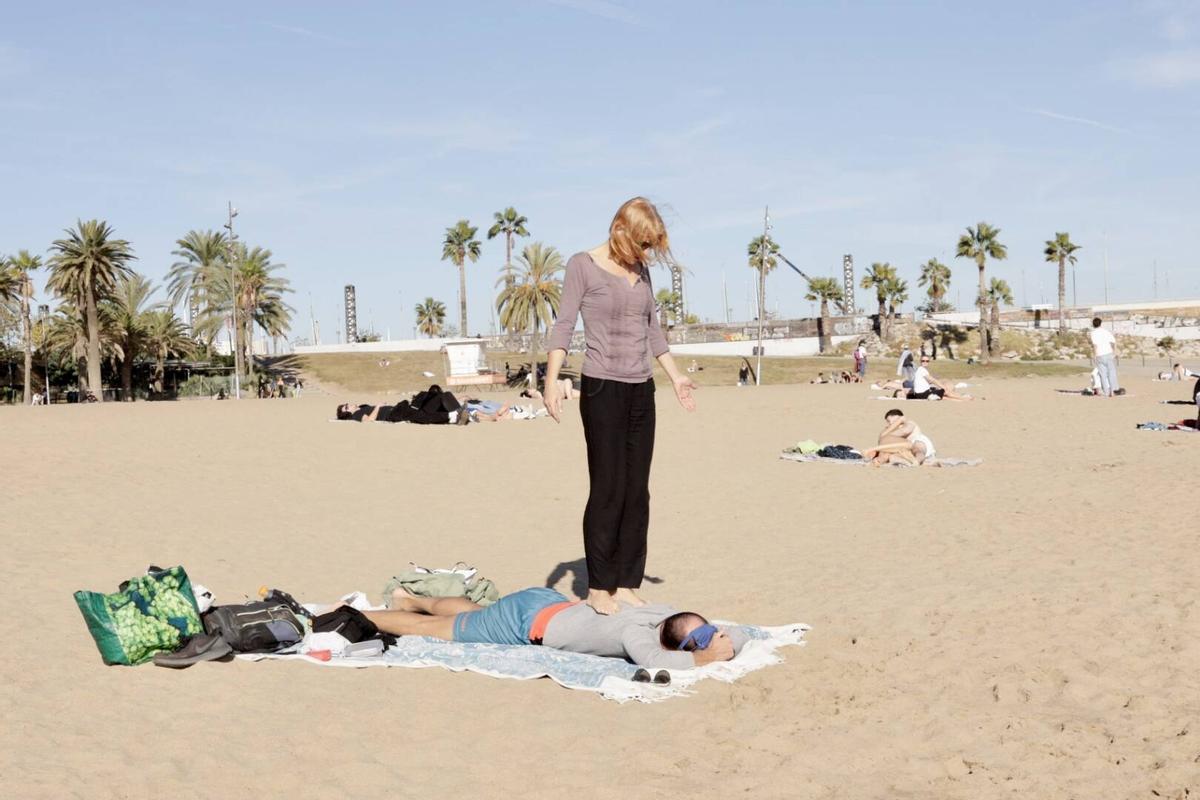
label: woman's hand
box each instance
[672,374,698,411]
[543,380,564,422]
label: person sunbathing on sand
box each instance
[360,586,746,670]
[894,356,971,400]
[862,408,936,466]
[521,377,580,403]
[335,402,469,425]
[463,399,513,421]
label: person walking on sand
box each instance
[1089,317,1120,397]
[544,197,697,616]
[854,341,868,380]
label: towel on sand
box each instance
[238,592,808,703]
[1056,389,1133,397]
[1136,421,1198,432]
[780,451,982,467]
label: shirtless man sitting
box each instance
[521,377,580,403]
[360,586,746,670]
[862,408,936,465]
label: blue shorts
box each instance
[453,587,567,646]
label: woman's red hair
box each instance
[607,197,672,269]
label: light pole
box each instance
[755,206,770,386]
[224,202,241,398]
[38,304,49,403]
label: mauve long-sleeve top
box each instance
[547,252,670,383]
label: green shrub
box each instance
[177,374,234,397]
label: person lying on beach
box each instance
[360,586,746,670]
[335,402,469,425]
[463,399,512,421]
[461,399,545,421]
[861,408,936,465]
[520,377,580,403]
[809,372,830,384]
[894,357,971,400]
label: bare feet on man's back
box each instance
[586,589,619,615]
[613,588,647,607]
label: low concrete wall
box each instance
[294,338,457,354]
[670,334,860,357]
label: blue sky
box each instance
[2,0,1198,340]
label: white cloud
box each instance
[543,0,644,26]
[1111,49,1200,87]
[1022,108,1130,134]
[262,23,350,45]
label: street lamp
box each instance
[38,304,49,403]
[223,202,242,399]
[755,205,771,386]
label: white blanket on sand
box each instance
[237,592,809,703]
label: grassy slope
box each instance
[291,350,1087,395]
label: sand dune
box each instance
[3,370,1197,798]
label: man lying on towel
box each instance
[360,587,747,669]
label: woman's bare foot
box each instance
[613,588,647,607]
[586,589,619,615]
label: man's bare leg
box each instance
[361,609,458,640]
[389,587,481,616]
[586,588,619,615]
[613,588,646,607]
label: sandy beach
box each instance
[3,370,1198,799]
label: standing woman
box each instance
[544,197,697,615]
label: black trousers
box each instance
[385,401,451,424]
[579,376,656,591]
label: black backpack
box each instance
[817,444,863,460]
[203,601,307,653]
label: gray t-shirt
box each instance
[541,602,749,669]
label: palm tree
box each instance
[860,262,898,339]
[980,277,1013,356]
[105,272,156,400]
[1044,232,1081,331]
[917,258,952,312]
[44,300,120,389]
[804,276,845,353]
[46,220,137,400]
[415,298,447,338]
[0,258,19,389]
[167,229,227,348]
[441,220,481,337]
[487,207,530,291]
[0,250,41,403]
[955,222,1007,365]
[655,288,682,325]
[191,244,291,384]
[496,242,564,386]
[747,235,779,316]
[233,246,291,383]
[143,309,194,392]
[885,276,909,334]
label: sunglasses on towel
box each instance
[677,623,720,651]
